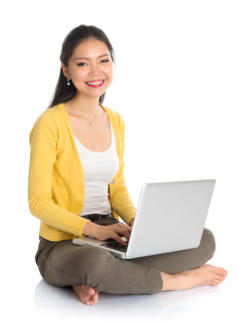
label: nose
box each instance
[89,62,102,76]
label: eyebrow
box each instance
[73,53,110,61]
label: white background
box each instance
[1,0,248,324]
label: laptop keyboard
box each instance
[101,241,127,253]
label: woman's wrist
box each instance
[129,218,135,226]
[82,221,98,237]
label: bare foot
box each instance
[160,264,228,291]
[72,284,99,305]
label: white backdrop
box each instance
[1,0,248,323]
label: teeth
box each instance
[87,81,103,85]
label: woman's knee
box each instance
[202,228,216,259]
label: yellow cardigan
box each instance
[28,102,136,241]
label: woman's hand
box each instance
[95,223,132,246]
[83,221,132,246]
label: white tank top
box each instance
[74,120,119,216]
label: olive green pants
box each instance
[35,213,216,295]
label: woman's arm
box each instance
[28,112,90,238]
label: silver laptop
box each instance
[72,179,216,259]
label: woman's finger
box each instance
[117,228,130,242]
[113,233,127,246]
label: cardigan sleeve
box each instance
[28,112,91,238]
[110,114,136,225]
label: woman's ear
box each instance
[61,63,70,79]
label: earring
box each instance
[67,78,71,86]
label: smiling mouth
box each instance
[85,80,105,88]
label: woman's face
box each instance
[62,38,114,98]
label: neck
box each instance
[67,94,102,117]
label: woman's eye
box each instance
[77,59,109,67]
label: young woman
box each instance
[28,24,228,306]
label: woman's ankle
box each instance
[160,271,187,291]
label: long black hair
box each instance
[47,24,115,109]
